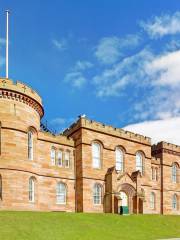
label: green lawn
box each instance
[0,212,180,240]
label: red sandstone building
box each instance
[0,77,179,214]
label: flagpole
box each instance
[6,10,10,79]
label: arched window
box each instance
[92,142,101,169]
[29,177,35,202]
[172,194,178,210]
[115,148,124,172]
[172,163,177,183]
[0,175,2,200]
[57,150,63,167]
[150,192,155,209]
[56,182,66,204]
[64,151,70,168]
[93,184,102,205]
[51,147,56,166]
[136,152,143,174]
[28,131,33,160]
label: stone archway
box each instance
[115,183,136,214]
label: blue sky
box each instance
[1,0,180,144]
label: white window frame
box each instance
[92,142,101,169]
[115,148,124,172]
[150,192,155,209]
[64,151,70,168]
[136,152,143,174]
[172,194,178,210]
[28,131,33,160]
[57,150,63,167]
[93,184,102,205]
[172,163,177,183]
[51,147,56,166]
[29,177,35,203]
[56,182,66,204]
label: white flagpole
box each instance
[6,10,10,79]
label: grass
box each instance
[0,212,180,240]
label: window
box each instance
[29,177,35,202]
[64,151,70,168]
[51,147,56,166]
[150,192,155,209]
[152,168,158,181]
[115,148,124,172]
[57,151,63,167]
[0,175,2,200]
[136,152,143,174]
[172,194,178,210]
[93,184,102,205]
[56,182,66,204]
[92,142,101,169]
[151,167,154,180]
[28,131,33,160]
[172,163,177,183]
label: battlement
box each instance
[64,116,151,145]
[0,77,42,105]
[152,141,180,153]
[39,131,74,147]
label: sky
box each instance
[0,0,180,145]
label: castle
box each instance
[0,77,179,214]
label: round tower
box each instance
[0,78,44,131]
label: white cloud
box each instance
[64,72,86,88]
[145,50,180,86]
[95,35,140,65]
[124,117,180,145]
[93,48,153,97]
[52,38,67,51]
[73,60,93,71]
[140,12,180,38]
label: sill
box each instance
[56,203,67,205]
[29,201,35,204]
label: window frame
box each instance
[93,183,102,205]
[150,192,155,210]
[172,194,178,210]
[57,150,63,167]
[92,142,101,169]
[28,131,33,160]
[136,152,144,174]
[64,151,70,168]
[115,147,124,172]
[51,147,56,166]
[172,163,177,183]
[56,182,67,205]
[29,177,35,203]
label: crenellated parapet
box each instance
[0,78,44,117]
[152,141,180,157]
[63,116,151,145]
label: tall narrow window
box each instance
[136,152,143,174]
[51,147,56,166]
[92,142,101,169]
[172,194,178,210]
[57,150,63,167]
[64,151,70,168]
[56,182,66,204]
[150,192,155,209]
[29,177,35,203]
[154,168,158,181]
[151,167,154,180]
[28,131,33,160]
[0,175,2,200]
[115,148,124,172]
[93,184,102,205]
[172,163,177,183]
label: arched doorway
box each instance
[115,183,136,214]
